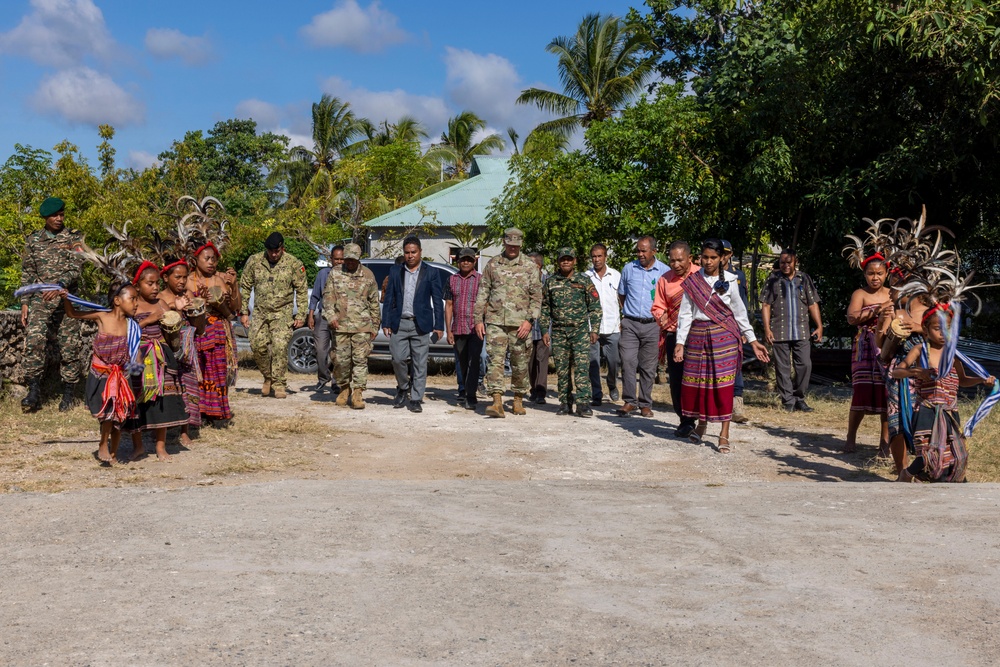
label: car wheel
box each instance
[287,327,318,374]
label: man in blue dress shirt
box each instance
[617,235,669,417]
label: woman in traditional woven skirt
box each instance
[126,262,190,462]
[160,258,201,445]
[674,239,770,454]
[187,242,240,423]
[843,254,892,454]
[893,305,994,482]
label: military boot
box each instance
[21,380,41,413]
[58,382,78,412]
[274,386,287,399]
[350,390,365,410]
[335,389,351,407]
[485,393,505,418]
[732,396,749,424]
[261,379,272,397]
[511,393,527,416]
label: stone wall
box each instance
[0,310,96,386]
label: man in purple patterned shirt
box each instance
[445,247,483,409]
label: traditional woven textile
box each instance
[851,304,887,414]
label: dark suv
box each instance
[283,259,459,374]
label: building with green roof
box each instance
[365,156,510,268]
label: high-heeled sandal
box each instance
[689,422,707,444]
[717,436,732,454]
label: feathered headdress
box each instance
[175,196,230,262]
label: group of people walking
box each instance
[17,196,997,480]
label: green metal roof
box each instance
[366,156,511,229]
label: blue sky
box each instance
[0,0,644,171]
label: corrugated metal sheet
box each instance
[366,156,512,228]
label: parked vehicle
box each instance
[250,259,459,374]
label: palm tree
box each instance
[351,115,429,153]
[516,13,655,136]
[428,110,505,178]
[506,126,571,156]
[271,95,367,204]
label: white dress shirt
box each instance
[676,269,757,346]
[584,265,622,334]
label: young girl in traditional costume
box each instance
[60,282,141,465]
[893,305,995,482]
[187,242,240,423]
[159,258,201,446]
[674,239,770,453]
[126,262,190,461]
[843,254,892,454]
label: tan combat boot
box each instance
[484,393,505,418]
[274,386,287,399]
[350,389,365,410]
[511,393,527,416]
[335,389,350,407]
[732,396,749,424]
[261,379,271,397]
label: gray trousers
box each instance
[589,332,620,401]
[390,318,430,401]
[619,318,659,409]
[772,339,812,406]
[314,315,333,384]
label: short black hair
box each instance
[668,240,691,255]
[394,255,405,264]
[779,248,797,258]
[107,281,136,304]
[590,243,608,254]
[332,244,345,253]
[402,236,421,250]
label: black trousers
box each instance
[772,339,812,407]
[664,331,695,426]
[454,333,484,405]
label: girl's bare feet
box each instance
[155,445,172,462]
[896,468,915,483]
[94,448,113,466]
[843,440,857,454]
[180,430,193,448]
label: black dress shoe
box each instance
[591,397,602,407]
[557,403,570,415]
[313,380,329,392]
[577,405,593,418]
[674,423,696,438]
[782,403,795,412]
[457,397,467,408]
[408,401,423,413]
[533,394,546,405]
[796,401,814,413]
[393,390,407,408]
[609,389,620,402]
[465,400,477,410]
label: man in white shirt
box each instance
[584,243,621,405]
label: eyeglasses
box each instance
[713,279,729,294]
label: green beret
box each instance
[39,197,65,218]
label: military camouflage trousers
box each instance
[334,332,372,390]
[23,297,85,383]
[249,313,294,388]
[485,323,530,395]
[551,326,592,406]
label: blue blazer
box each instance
[382,263,444,335]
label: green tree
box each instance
[428,111,505,179]
[516,13,655,137]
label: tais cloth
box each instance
[679,275,741,422]
[197,315,234,420]
[886,334,922,446]
[910,357,967,483]
[85,332,137,424]
[444,270,481,337]
[126,315,189,431]
[850,304,887,414]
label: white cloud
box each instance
[443,46,552,139]
[235,99,284,128]
[0,0,116,67]
[31,67,144,127]
[300,0,408,53]
[144,28,213,66]
[322,75,451,131]
[275,127,314,152]
[127,150,159,170]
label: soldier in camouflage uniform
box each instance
[20,197,87,413]
[539,247,602,417]
[322,243,380,409]
[473,228,542,418]
[238,232,308,399]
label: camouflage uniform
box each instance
[473,250,542,395]
[20,226,87,383]
[322,264,380,390]
[239,250,308,389]
[539,266,602,408]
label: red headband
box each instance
[132,260,160,285]
[194,242,219,258]
[921,302,952,326]
[160,259,188,276]
[861,252,886,269]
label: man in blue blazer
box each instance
[382,236,444,412]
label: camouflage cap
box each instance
[556,247,576,260]
[503,228,524,246]
[39,197,65,218]
[343,243,362,260]
[457,247,477,260]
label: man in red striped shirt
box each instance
[445,247,483,409]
